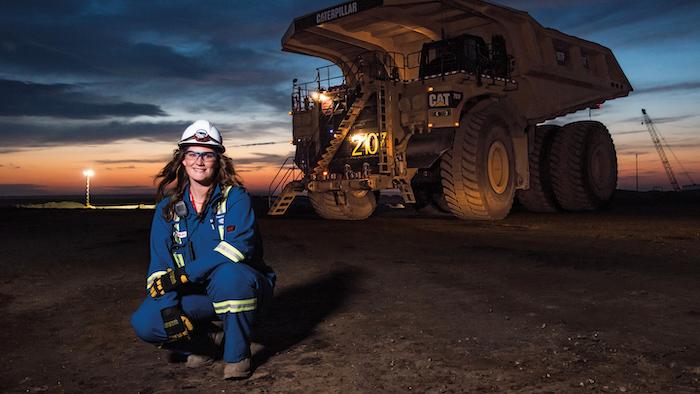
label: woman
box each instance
[131,120,275,380]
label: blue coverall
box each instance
[131,184,275,363]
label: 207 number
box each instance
[351,132,387,157]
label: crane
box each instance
[641,109,696,191]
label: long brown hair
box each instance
[155,148,244,220]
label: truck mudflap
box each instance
[405,128,455,169]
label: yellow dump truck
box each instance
[268,0,632,220]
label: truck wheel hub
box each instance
[487,140,509,194]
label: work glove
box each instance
[148,267,188,298]
[161,306,194,342]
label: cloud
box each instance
[613,130,647,136]
[0,79,167,119]
[251,87,294,112]
[613,25,700,47]
[0,1,327,158]
[0,163,21,169]
[0,1,316,83]
[0,119,188,147]
[616,146,648,154]
[504,0,700,36]
[105,165,136,171]
[96,158,170,164]
[618,150,652,156]
[666,142,700,149]
[0,183,48,195]
[236,165,265,173]
[0,117,289,150]
[616,139,700,153]
[618,114,696,124]
[232,141,290,147]
[233,152,293,166]
[633,81,700,95]
[227,120,291,140]
[112,185,153,189]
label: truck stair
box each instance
[268,181,304,216]
[267,157,303,216]
[314,88,374,175]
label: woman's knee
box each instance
[131,300,165,343]
[211,263,255,289]
[208,263,258,300]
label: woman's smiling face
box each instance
[182,147,218,185]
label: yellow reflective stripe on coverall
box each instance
[214,186,244,263]
[217,186,232,240]
[213,298,257,314]
[173,254,185,267]
[214,241,245,262]
[172,216,185,267]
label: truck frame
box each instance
[268,0,632,220]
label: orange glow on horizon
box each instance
[1,137,698,195]
[0,140,294,196]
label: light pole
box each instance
[82,169,95,207]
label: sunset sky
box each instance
[1,0,699,196]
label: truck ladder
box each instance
[314,88,374,175]
[376,82,390,174]
[396,177,416,204]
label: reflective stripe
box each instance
[174,221,182,244]
[172,253,185,268]
[146,270,167,289]
[213,298,257,314]
[217,186,232,216]
[216,186,232,241]
[214,241,245,262]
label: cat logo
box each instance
[428,92,462,108]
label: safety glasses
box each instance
[184,151,218,163]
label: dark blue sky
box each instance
[1,0,699,194]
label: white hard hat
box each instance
[178,120,225,152]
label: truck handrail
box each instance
[290,46,515,113]
[267,157,302,208]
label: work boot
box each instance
[186,354,215,368]
[167,351,189,363]
[223,358,251,380]
[185,330,225,368]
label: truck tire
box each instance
[516,125,560,212]
[432,191,451,213]
[309,190,377,220]
[550,121,617,210]
[440,102,516,220]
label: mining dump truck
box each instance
[268,0,632,220]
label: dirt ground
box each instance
[1,191,699,393]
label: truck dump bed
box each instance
[282,0,632,122]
